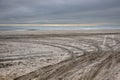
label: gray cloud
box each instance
[0,0,120,25]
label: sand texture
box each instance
[0,29,120,80]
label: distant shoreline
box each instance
[0,29,120,36]
[0,26,120,31]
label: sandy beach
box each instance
[0,29,120,80]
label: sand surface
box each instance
[0,29,120,80]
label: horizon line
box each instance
[0,23,119,27]
[0,23,102,26]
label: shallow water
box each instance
[0,26,120,31]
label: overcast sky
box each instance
[0,0,120,25]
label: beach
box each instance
[0,29,120,80]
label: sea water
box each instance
[0,26,120,31]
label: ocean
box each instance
[0,26,120,31]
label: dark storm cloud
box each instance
[0,0,120,24]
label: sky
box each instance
[0,0,120,26]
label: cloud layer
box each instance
[0,0,120,25]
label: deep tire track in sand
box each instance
[14,38,105,80]
[13,40,90,80]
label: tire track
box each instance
[14,40,104,80]
[13,40,91,80]
[1,34,120,80]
